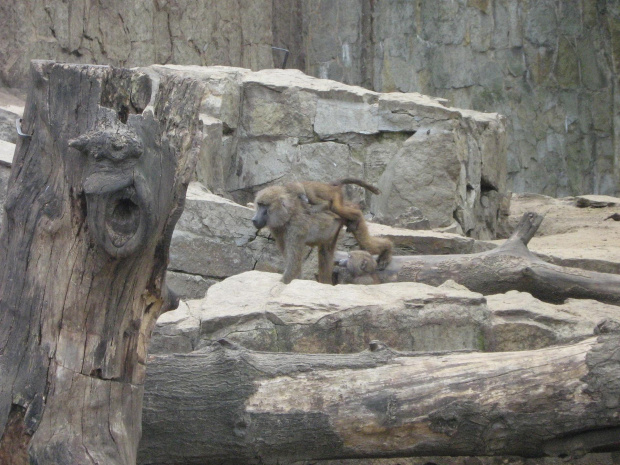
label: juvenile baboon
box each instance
[288,179,393,269]
[252,185,344,284]
[288,178,379,227]
[337,250,381,285]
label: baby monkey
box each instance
[337,250,381,285]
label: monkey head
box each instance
[339,250,378,277]
[252,185,300,229]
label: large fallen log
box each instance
[0,62,202,464]
[139,335,620,464]
[336,213,620,305]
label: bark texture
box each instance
[139,335,620,464]
[337,213,620,306]
[0,62,202,464]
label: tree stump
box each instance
[0,62,203,464]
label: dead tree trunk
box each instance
[139,335,620,464]
[337,213,620,305]
[0,62,203,464]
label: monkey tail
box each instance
[331,178,381,195]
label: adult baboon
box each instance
[336,250,381,285]
[288,179,393,269]
[252,185,344,284]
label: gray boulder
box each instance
[152,271,490,355]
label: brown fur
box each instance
[252,185,344,284]
[337,250,381,285]
[288,178,379,224]
[0,405,30,465]
[287,179,393,269]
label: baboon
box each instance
[288,178,379,226]
[288,179,393,269]
[337,250,381,285]
[252,185,344,284]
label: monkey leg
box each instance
[374,241,393,270]
[349,220,393,270]
[317,232,340,284]
[280,229,309,284]
[330,198,365,231]
[281,246,304,284]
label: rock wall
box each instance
[2,0,615,197]
[298,0,620,197]
[0,0,275,86]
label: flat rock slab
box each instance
[153,271,489,354]
[151,274,620,356]
[0,140,15,167]
[151,273,620,357]
[575,195,620,208]
[486,291,620,351]
[366,223,484,254]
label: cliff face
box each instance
[298,0,620,198]
[0,0,276,84]
[1,0,618,197]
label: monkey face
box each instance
[252,203,269,229]
[340,250,377,276]
[252,186,295,230]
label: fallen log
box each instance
[139,335,620,464]
[336,213,620,305]
[0,62,202,464]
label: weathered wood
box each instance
[139,335,620,464]
[0,62,203,464]
[336,213,620,305]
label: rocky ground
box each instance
[500,193,620,274]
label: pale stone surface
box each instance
[154,270,491,354]
[149,301,201,355]
[492,193,620,274]
[356,220,482,256]
[371,129,462,229]
[167,182,265,297]
[150,272,620,357]
[575,195,620,208]
[0,140,14,166]
[486,291,620,352]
